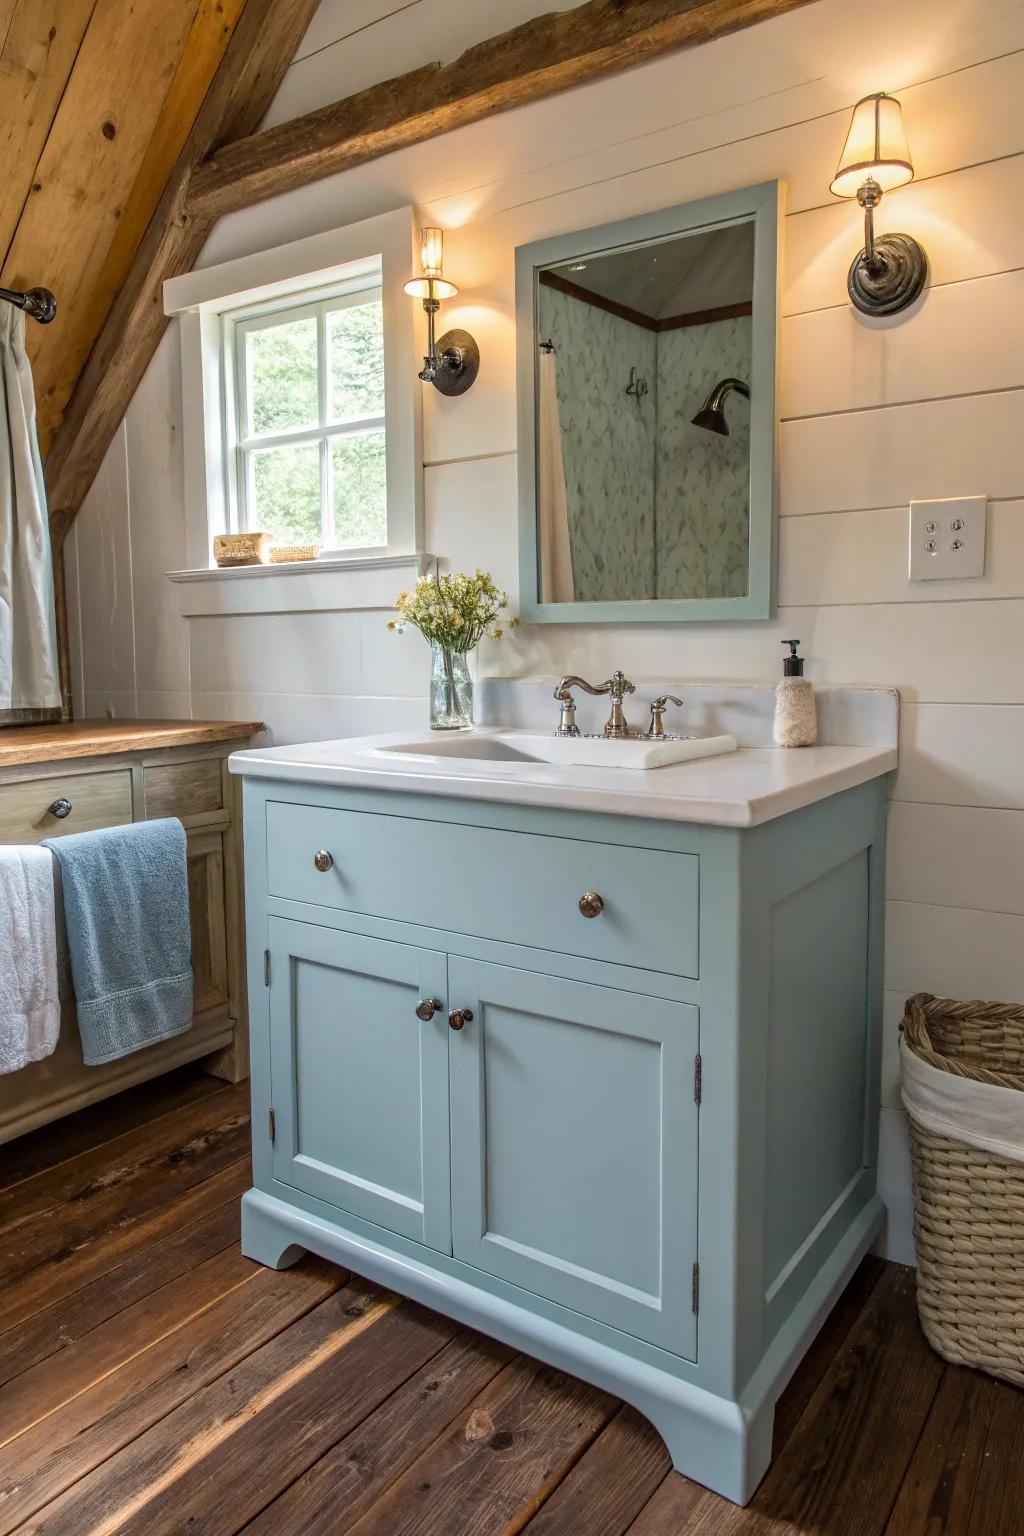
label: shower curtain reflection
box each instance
[536,346,575,603]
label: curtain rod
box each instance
[0,286,57,323]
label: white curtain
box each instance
[0,305,60,710]
[537,349,575,604]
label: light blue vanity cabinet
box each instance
[236,770,887,1505]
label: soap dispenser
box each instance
[774,640,818,747]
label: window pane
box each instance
[331,430,386,546]
[246,316,318,436]
[250,442,321,544]
[329,300,385,421]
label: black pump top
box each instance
[781,639,804,677]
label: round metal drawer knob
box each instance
[579,891,604,919]
[415,998,441,1022]
[313,849,333,872]
[448,1008,473,1031]
[47,798,73,820]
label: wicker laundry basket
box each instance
[901,992,1024,1386]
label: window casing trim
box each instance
[165,208,423,598]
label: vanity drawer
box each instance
[143,757,224,822]
[266,801,698,977]
[0,770,133,844]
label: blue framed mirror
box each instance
[516,181,782,623]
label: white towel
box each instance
[0,845,60,1074]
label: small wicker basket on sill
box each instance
[902,992,1024,1386]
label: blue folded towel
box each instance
[43,818,193,1066]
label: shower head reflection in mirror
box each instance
[516,181,781,624]
[692,377,750,437]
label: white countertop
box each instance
[229,728,897,828]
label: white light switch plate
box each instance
[908,496,987,581]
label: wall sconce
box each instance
[403,227,480,396]
[830,92,927,316]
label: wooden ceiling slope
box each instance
[44,0,323,550]
[45,0,817,553]
[0,0,248,454]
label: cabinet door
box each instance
[448,959,698,1356]
[268,918,451,1252]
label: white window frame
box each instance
[228,280,387,554]
[163,208,427,615]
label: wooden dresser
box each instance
[0,719,261,1143]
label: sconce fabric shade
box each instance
[403,276,458,300]
[830,93,914,198]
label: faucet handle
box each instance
[646,694,684,740]
[601,670,635,699]
[553,675,584,737]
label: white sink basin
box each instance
[374,730,738,771]
[512,731,738,770]
[374,735,543,764]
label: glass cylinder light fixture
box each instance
[829,92,927,316]
[404,226,479,395]
[419,225,445,279]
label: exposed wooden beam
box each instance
[187,0,818,221]
[44,0,322,551]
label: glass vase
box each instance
[430,641,473,730]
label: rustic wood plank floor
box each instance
[1,1068,1020,1534]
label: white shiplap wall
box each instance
[65,0,1024,1263]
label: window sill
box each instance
[167,551,433,617]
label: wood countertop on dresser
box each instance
[0,719,265,769]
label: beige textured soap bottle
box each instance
[774,639,818,747]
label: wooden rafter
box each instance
[45,0,816,553]
[188,0,818,219]
[43,0,322,550]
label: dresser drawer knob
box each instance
[579,891,604,919]
[449,1008,473,1031]
[415,998,441,1022]
[47,798,73,820]
[313,849,333,872]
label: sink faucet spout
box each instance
[553,671,637,738]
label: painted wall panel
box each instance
[887,802,1024,915]
[895,703,1024,811]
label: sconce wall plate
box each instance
[847,230,927,316]
[431,328,480,396]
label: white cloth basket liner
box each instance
[901,1035,1024,1165]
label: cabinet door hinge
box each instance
[263,948,271,986]
[694,1053,702,1105]
[268,1108,276,1143]
[692,1261,700,1314]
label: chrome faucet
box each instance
[553,671,637,738]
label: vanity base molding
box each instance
[243,1186,883,1505]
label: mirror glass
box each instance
[536,219,754,605]
[517,184,781,622]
